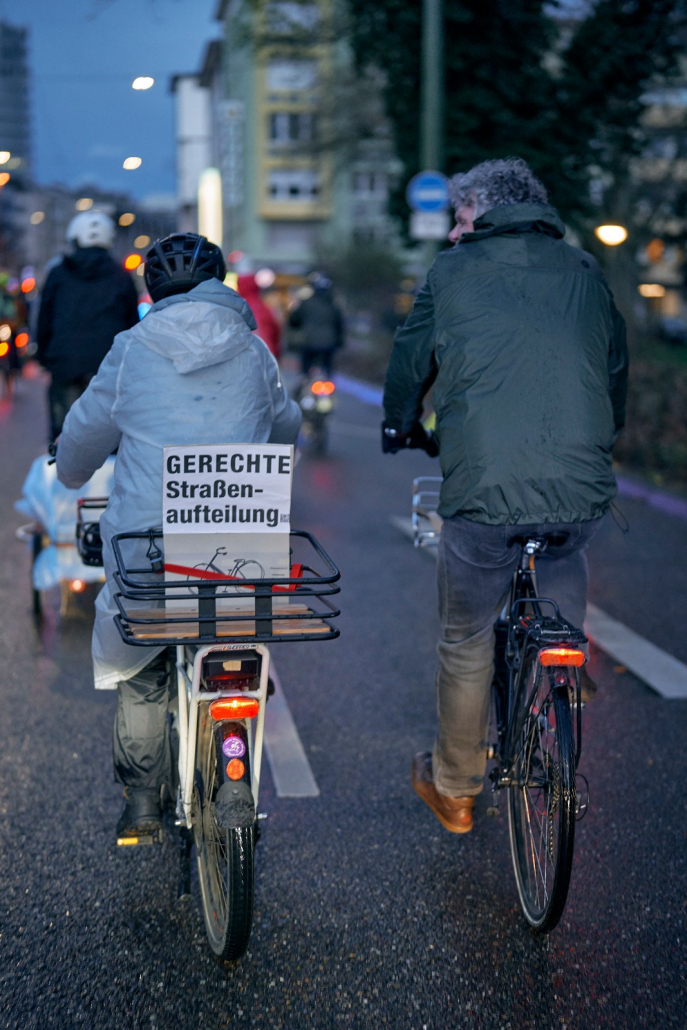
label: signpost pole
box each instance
[421,0,444,173]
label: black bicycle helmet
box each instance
[144,233,227,302]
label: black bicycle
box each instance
[489,532,588,933]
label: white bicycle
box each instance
[81,520,340,962]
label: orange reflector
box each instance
[0,342,8,357]
[15,332,29,349]
[70,578,86,593]
[210,696,259,720]
[539,647,586,667]
[311,380,335,396]
[226,759,245,780]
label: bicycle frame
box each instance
[491,540,587,790]
[174,641,271,829]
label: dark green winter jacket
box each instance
[383,203,629,525]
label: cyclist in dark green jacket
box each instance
[382,158,628,835]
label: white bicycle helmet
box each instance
[66,210,116,249]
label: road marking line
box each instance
[334,421,380,440]
[391,515,687,700]
[584,604,687,699]
[264,664,320,797]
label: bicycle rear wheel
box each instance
[194,707,255,961]
[507,653,576,933]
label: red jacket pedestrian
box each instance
[237,274,281,361]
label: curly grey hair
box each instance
[449,157,548,218]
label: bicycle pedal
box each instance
[117,828,163,847]
[486,806,500,818]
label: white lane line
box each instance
[333,421,380,440]
[264,663,320,797]
[584,604,687,700]
[390,514,687,700]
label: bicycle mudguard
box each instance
[214,781,255,829]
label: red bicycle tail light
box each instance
[210,697,259,720]
[539,647,586,667]
[311,380,335,396]
[226,759,245,780]
[15,332,29,349]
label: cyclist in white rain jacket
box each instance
[56,233,301,838]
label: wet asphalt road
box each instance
[1,373,685,1030]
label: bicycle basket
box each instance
[111,529,340,646]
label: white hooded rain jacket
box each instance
[56,278,301,688]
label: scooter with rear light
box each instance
[295,375,336,455]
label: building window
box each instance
[267,168,321,202]
[265,3,319,33]
[354,171,388,196]
[266,59,318,92]
[268,112,317,148]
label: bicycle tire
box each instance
[507,653,576,933]
[194,708,255,961]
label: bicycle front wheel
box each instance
[194,707,255,961]
[507,655,576,933]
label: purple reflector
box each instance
[222,736,246,758]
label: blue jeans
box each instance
[433,514,601,797]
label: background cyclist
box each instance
[36,210,139,443]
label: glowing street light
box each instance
[198,167,223,246]
[75,197,93,211]
[123,156,142,170]
[119,212,136,226]
[595,224,628,246]
[124,253,142,271]
[132,76,155,90]
[0,151,10,164]
[638,283,666,298]
[134,234,150,249]
[0,172,10,188]
[30,211,45,224]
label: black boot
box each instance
[116,786,162,841]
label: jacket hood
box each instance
[460,203,565,244]
[63,246,115,280]
[134,279,259,374]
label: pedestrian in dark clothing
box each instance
[382,157,629,834]
[288,275,344,377]
[36,210,139,442]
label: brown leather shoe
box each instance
[411,752,474,834]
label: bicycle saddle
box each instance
[507,531,570,550]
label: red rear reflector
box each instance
[539,647,586,667]
[311,380,335,396]
[226,759,245,780]
[210,697,259,720]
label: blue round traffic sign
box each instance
[406,171,449,213]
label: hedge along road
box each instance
[1,372,685,1030]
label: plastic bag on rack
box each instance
[15,455,116,590]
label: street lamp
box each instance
[123,157,142,170]
[595,224,628,246]
[132,77,154,90]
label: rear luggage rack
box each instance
[111,529,340,646]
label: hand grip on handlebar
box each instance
[381,421,439,457]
